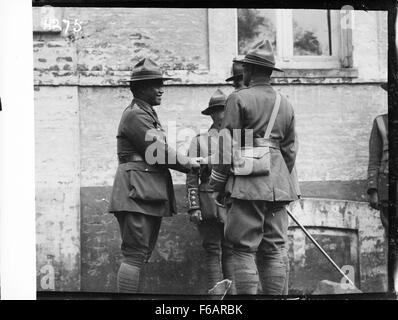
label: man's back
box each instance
[225,83,294,142]
[212,80,298,201]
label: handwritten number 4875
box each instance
[42,18,82,35]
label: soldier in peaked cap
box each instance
[186,89,235,295]
[109,58,202,293]
[209,40,298,295]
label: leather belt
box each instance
[253,138,280,149]
[118,153,145,164]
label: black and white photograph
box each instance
[0,0,397,303]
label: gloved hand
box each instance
[212,191,226,207]
[189,157,204,169]
[189,209,203,224]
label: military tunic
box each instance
[208,79,297,295]
[186,125,220,217]
[109,98,193,217]
[367,114,389,229]
[367,114,388,202]
[209,80,298,201]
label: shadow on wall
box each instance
[73,185,388,295]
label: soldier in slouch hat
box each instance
[226,59,244,90]
[186,89,235,295]
[109,58,202,293]
[209,40,298,295]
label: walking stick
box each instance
[285,205,356,288]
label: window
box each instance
[292,10,331,56]
[237,9,345,69]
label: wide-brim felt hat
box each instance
[238,40,283,73]
[201,89,227,115]
[226,74,243,82]
[124,58,175,82]
[226,58,244,82]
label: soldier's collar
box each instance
[133,97,152,109]
[133,98,157,115]
[208,123,219,133]
[250,77,271,87]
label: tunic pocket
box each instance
[127,168,168,202]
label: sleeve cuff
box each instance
[209,170,229,192]
[187,187,200,210]
[210,170,228,183]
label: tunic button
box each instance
[145,169,148,171]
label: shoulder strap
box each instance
[264,91,281,139]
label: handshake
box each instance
[188,156,210,169]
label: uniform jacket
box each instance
[186,125,220,218]
[109,98,193,217]
[367,114,388,202]
[208,79,298,202]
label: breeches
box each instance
[115,211,161,268]
[198,219,234,293]
[224,199,290,295]
[198,219,233,256]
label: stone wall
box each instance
[77,84,387,187]
[33,7,389,293]
[35,86,81,291]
